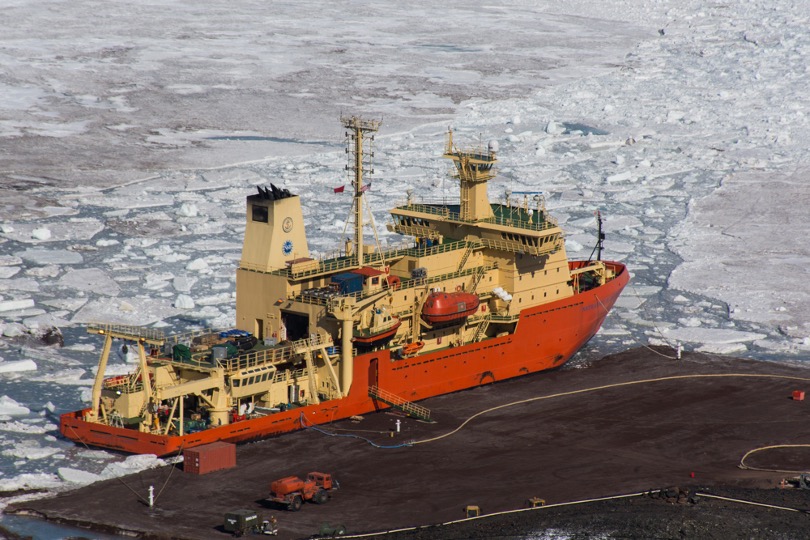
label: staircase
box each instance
[470,266,487,293]
[469,313,491,343]
[456,241,477,272]
[368,385,431,422]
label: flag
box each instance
[360,182,371,193]
[333,185,345,193]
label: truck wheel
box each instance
[313,489,328,504]
[289,495,303,511]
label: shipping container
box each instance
[330,272,363,294]
[223,509,259,535]
[183,441,236,474]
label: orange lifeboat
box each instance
[402,341,425,356]
[421,290,480,324]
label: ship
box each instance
[60,116,629,456]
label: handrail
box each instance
[240,240,468,277]
[369,385,431,421]
[86,323,166,343]
[393,203,558,232]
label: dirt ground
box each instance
[8,347,810,539]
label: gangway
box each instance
[368,385,431,422]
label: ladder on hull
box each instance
[368,385,431,422]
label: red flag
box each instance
[360,182,371,193]
[333,185,345,193]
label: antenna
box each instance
[587,210,605,262]
[341,115,382,267]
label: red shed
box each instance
[183,441,236,475]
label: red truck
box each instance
[268,472,335,511]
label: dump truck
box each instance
[269,472,335,511]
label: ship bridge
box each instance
[388,201,564,257]
[387,129,564,257]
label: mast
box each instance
[342,115,381,267]
[443,128,496,222]
[588,210,605,262]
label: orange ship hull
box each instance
[60,261,628,456]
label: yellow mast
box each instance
[342,115,381,267]
[443,129,497,222]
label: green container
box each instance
[172,343,192,362]
[224,509,259,534]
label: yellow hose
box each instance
[411,372,810,446]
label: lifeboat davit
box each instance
[421,290,480,324]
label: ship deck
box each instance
[11,347,810,539]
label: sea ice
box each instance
[2,441,61,461]
[0,299,34,312]
[0,420,51,434]
[662,327,767,345]
[0,360,37,374]
[0,472,62,493]
[58,467,102,485]
[58,268,121,296]
[0,396,30,416]
[15,249,83,265]
[174,294,195,309]
[31,227,51,241]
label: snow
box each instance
[1,0,810,533]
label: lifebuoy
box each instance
[455,285,462,292]
[386,275,401,290]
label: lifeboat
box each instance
[353,306,401,347]
[402,341,425,356]
[353,318,401,346]
[421,290,480,324]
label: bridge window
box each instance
[252,205,268,223]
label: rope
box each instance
[738,444,810,474]
[330,491,652,539]
[65,423,150,505]
[299,413,412,449]
[153,444,184,503]
[695,493,806,513]
[595,290,679,360]
[66,422,185,505]
[323,490,810,539]
[410,372,810,446]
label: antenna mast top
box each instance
[341,115,381,266]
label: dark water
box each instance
[0,514,123,539]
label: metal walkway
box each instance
[368,385,431,422]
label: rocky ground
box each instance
[363,486,810,540]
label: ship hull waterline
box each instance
[60,261,628,456]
